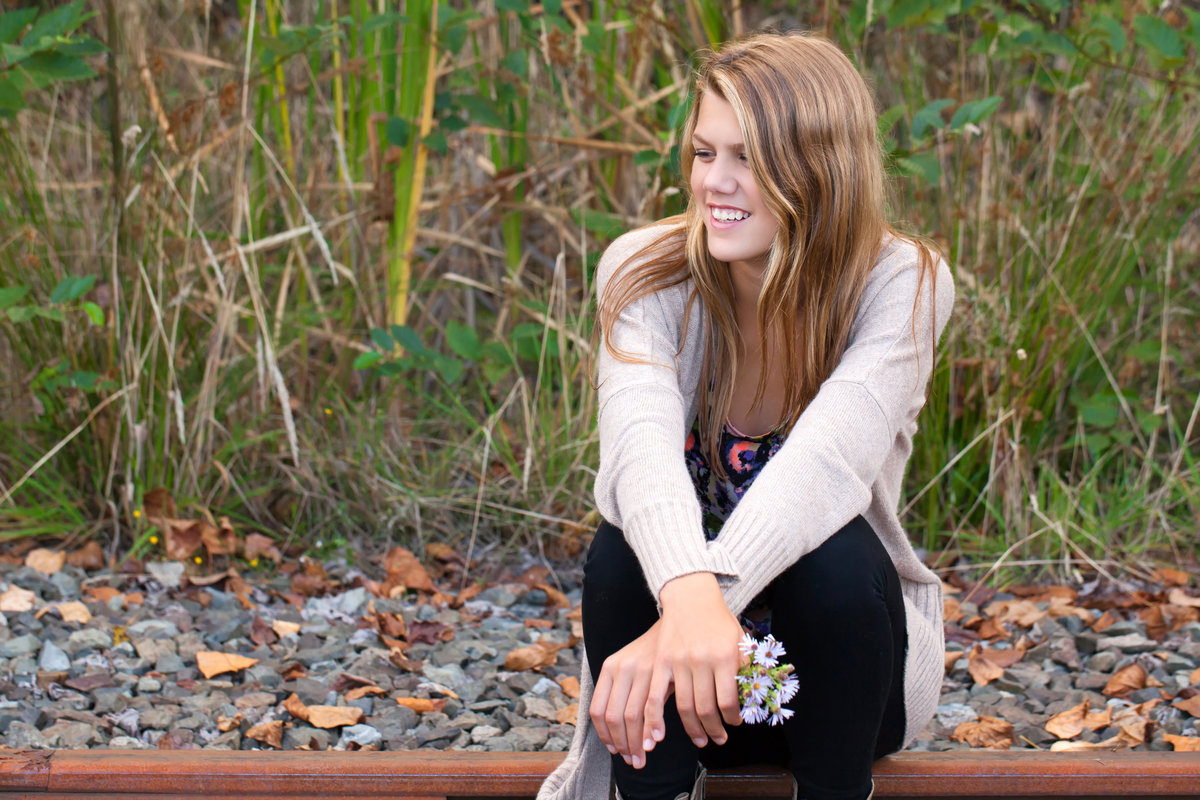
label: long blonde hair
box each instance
[600,31,937,477]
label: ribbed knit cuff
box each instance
[621,500,741,604]
[714,506,798,616]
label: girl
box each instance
[539,31,953,800]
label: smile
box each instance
[711,207,751,222]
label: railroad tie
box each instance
[1,750,1199,799]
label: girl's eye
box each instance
[693,149,714,160]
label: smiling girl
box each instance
[538,31,954,800]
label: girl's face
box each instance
[690,94,778,274]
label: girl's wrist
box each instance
[659,571,722,611]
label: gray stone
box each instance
[1098,633,1158,654]
[470,725,502,743]
[282,725,332,751]
[66,628,112,654]
[41,720,101,748]
[108,735,149,749]
[1086,650,1119,672]
[155,653,186,674]
[204,730,242,750]
[136,677,162,693]
[422,663,466,689]
[935,703,977,729]
[338,724,382,749]
[507,725,550,749]
[2,634,40,658]
[6,721,47,748]
[519,696,559,721]
[38,640,71,671]
[138,708,177,730]
[145,561,185,589]
[134,638,176,662]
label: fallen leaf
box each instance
[1045,595,1091,622]
[217,712,243,732]
[244,720,283,748]
[453,582,485,608]
[201,516,238,556]
[83,586,123,605]
[976,618,1009,640]
[1050,728,1140,751]
[195,651,259,679]
[1167,588,1200,608]
[42,601,92,624]
[1045,701,1111,740]
[244,533,283,562]
[556,702,580,725]
[283,692,309,720]
[249,616,278,646]
[66,541,106,571]
[967,645,1004,687]
[558,675,581,699]
[280,663,307,681]
[1174,694,1200,717]
[944,596,964,623]
[383,546,435,593]
[226,573,256,610]
[272,619,301,638]
[567,605,583,639]
[1192,668,1200,685]
[25,548,65,576]
[1091,610,1117,633]
[1164,733,1200,751]
[534,582,570,609]
[525,618,554,629]
[1103,663,1147,698]
[389,650,422,672]
[0,584,36,612]
[186,570,235,587]
[143,487,177,521]
[124,592,143,606]
[952,716,1014,749]
[395,697,446,713]
[165,520,205,561]
[305,705,365,729]
[983,599,1045,628]
[345,685,386,701]
[980,644,1026,669]
[504,641,563,671]
[408,620,453,644]
[1153,568,1191,587]
[1139,605,1168,640]
[944,650,964,672]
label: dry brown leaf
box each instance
[534,582,570,609]
[25,548,65,576]
[45,601,91,624]
[345,685,386,701]
[245,720,283,748]
[195,651,259,679]
[980,644,1026,669]
[453,582,485,608]
[1164,733,1200,751]
[556,703,580,725]
[967,645,1004,687]
[0,584,36,612]
[395,697,447,714]
[143,487,177,521]
[383,546,435,593]
[83,586,122,604]
[1139,604,1168,640]
[1191,668,1200,685]
[1167,588,1200,608]
[201,516,238,556]
[1046,595,1091,622]
[1153,568,1191,587]
[225,573,256,610]
[1102,663,1147,698]
[558,675,581,700]
[944,650,964,672]
[983,599,1045,628]
[1050,728,1140,751]
[951,715,1014,749]
[124,591,143,606]
[408,620,453,644]
[249,616,278,647]
[217,712,243,732]
[1045,701,1111,740]
[272,619,301,638]
[305,705,365,729]
[165,521,205,561]
[66,541,106,571]
[1174,694,1200,717]
[943,596,964,623]
[283,692,309,720]
[505,641,563,671]
[1091,610,1117,633]
[244,533,282,562]
[525,618,554,629]
[975,618,1008,640]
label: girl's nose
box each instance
[702,158,737,195]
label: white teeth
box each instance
[712,208,749,222]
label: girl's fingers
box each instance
[603,666,634,756]
[716,664,743,727]
[691,665,727,745]
[623,667,652,768]
[642,665,672,753]
[671,667,709,747]
[589,668,617,754]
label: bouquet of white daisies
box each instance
[736,633,799,726]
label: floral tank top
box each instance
[683,414,786,636]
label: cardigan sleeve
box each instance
[712,242,956,615]
[592,227,741,602]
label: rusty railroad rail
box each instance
[1,750,1198,799]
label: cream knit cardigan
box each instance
[537,222,955,800]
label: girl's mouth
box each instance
[710,206,751,226]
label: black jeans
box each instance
[582,516,906,800]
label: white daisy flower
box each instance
[768,706,795,726]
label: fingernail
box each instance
[606,745,617,755]
[692,736,707,747]
[714,736,726,745]
[643,737,654,751]
[632,755,643,769]
[653,727,664,742]
[622,754,631,766]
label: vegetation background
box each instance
[0,0,1196,583]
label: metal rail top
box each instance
[1,750,1198,799]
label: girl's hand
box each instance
[590,572,743,770]
[652,572,744,750]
